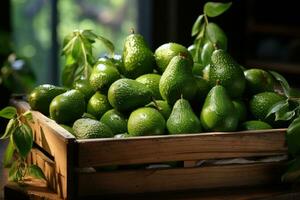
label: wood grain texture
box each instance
[4,180,63,200]
[77,162,284,196]
[5,183,300,200]
[12,100,76,200]
[77,129,287,167]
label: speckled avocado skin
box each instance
[154,43,193,73]
[159,55,196,105]
[209,49,245,98]
[108,78,152,112]
[49,89,86,125]
[122,34,155,78]
[200,85,238,131]
[167,98,202,134]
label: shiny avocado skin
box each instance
[167,98,202,134]
[108,78,152,112]
[159,55,196,105]
[122,34,155,78]
[209,49,245,98]
[49,89,85,125]
[155,43,193,73]
[200,85,238,131]
[28,84,67,116]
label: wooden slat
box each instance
[77,129,287,167]
[76,185,300,200]
[28,149,56,192]
[77,162,284,196]
[4,180,63,200]
[12,100,76,200]
[6,182,300,200]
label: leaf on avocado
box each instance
[12,124,33,159]
[275,109,295,121]
[191,15,204,37]
[269,71,291,97]
[206,23,227,50]
[3,137,15,167]
[1,118,18,140]
[27,165,46,179]
[0,106,17,119]
[204,2,232,18]
[266,100,287,118]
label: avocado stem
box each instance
[204,14,209,26]
[216,79,221,85]
[130,28,135,34]
[178,52,188,58]
[151,97,162,111]
[213,43,219,50]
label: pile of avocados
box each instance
[28,32,287,139]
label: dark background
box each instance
[2,0,300,88]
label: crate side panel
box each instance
[13,100,76,200]
[77,129,287,167]
[77,162,284,196]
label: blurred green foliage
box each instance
[11,0,137,84]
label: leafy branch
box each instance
[264,71,300,182]
[0,107,45,183]
[191,2,231,64]
[61,29,115,87]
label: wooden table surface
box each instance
[3,181,300,200]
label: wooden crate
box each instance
[12,100,288,200]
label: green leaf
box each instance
[196,23,206,40]
[12,124,33,158]
[266,100,288,118]
[282,158,300,182]
[1,118,18,140]
[22,111,34,123]
[8,161,18,181]
[206,23,227,50]
[287,117,300,156]
[191,15,204,37]
[81,30,97,43]
[71,36,82,61]
[269,71,291,97]
[3,137,15,167]
[61,56,79,87]
[27,165,46,179]
[0,106,17,119]
[275,109,295,121]
[8,161,23,182]
[204,2,232,17]
[96,35,115,57]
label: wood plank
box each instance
[4,180,63,200]
[28,148,56,192]
[77,129,287,167]
[77,162,284,196]
[78,185,300,200]
[6,182,300,200]
[12,100,76,200]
